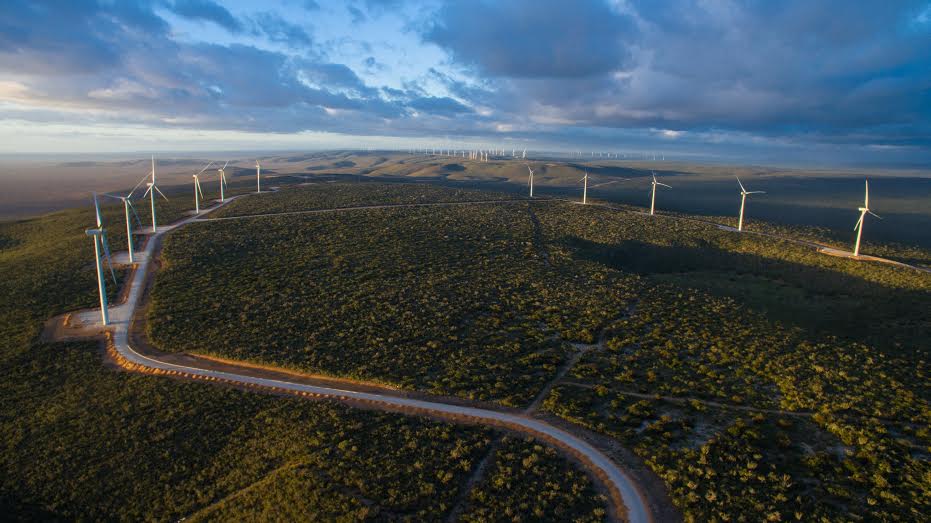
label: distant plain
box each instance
[1,151,929,248]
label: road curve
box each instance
[100,194,653,523]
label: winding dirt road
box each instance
[86,194,653,523]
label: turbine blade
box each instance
[869,211,882,220]
[126,199,142,226]
[154,185,169,201]
[864,179,869,208]
[101,232,117,284]
[198,161,215,176]
[748,191,765,194]
[222,160,229,170]
[93,193,103,227]
[658,182,672,188]
[736,176,746,193]
[854,214,864,231]
[126,173,150,199]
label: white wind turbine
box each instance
[255,160,262,193]
[87,193,118,325]
[217,161,229,202]
[143,156,169,233]
[192,162,213,214]
[101,174,147,263]
[853,179,881,257]
[649,171,671,216]
[736,176,765,232]
[579,173,624,204]
[527,165,535,198]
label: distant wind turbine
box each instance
[255,160,262,193]
[581,172,588,204]
[649,171,671,216]
[217,161,229,202]
[527,165,535,198]
[142,156,169,233]
[192,162,212,214]
[853,179,881,257]
[101,173,147,263]
[736,177,765,232]
[87,193,118,325]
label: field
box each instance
[146,182,930,521]
[0,191,609,520]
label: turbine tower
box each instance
[218,161,229,202]
[193,162,213,213]
[527,165,535,198]
[256,160,262,193]
[102,173,148,263]
[649,171,671,216]
[853,179,881,257]
[87,193,117,326]
[581,172,588,204]
[736,177,765,232]
[142,156,169,233]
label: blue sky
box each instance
[1,0,930,165]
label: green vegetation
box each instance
[532,203,930,521]
[0,195,610,521]
[459,437,607,522]
[149,183,929,521]
[212,181,519,218]
[150,185,633,406]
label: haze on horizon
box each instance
[1,0,930,167]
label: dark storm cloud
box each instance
[424,0,637,78]
[422,0,931,149]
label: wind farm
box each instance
[1,1,930,522]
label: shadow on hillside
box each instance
[562,236,930,358]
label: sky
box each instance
[1,0,930,166]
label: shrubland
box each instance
[211,181,519,218]
[149,183,928,521]
[0,189,608,521]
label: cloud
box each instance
[419,0,931,150]
[0,0,929,162]
[424,0,638,78]
[168,0,243,33]
[408,96,471,116]
[249,12,313,48]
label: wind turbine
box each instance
[649,171,671,216]
[853,179,881,257]
[217,161,229,202]
[101,175,147,263]
[527,165,535,198]
[87,193,118,326]
[143,156,169,233]
[579,174,623,205]
[192,162,212,214]
[255,160,262,193]
[736,177,765,232]
[581,172,588,204]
